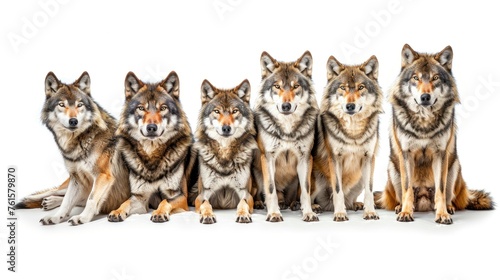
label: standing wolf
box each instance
[253,51,319,222]
[193,79,257,224]
[107,71,193,223]
[375,44,494,224]
[312,55,383,221]
[16,72,130,225]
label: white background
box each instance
[1,1,499,279]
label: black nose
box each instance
[221,125,232,135]
[346,103,356,112]
[420,94,431,103]
[146,124,158,133]
[69,118,78,127]
[281,102,292,112]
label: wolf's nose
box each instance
[146,124,158,133]
[420,94,431,103]
[69,118,78,127]
[346,103,356,112]
[222,125,232,134]
[282,102,292,112]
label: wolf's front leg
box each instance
[108,194,148,222]
[262,153,282,222]
[362,156,379,220]
[433,152,452,224]
[40,179,87,225]
[297,156,318,222]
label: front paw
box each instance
[333,212,349,222]
[363,211,380,220]
[151,210,170,223]
[397,211,414,222]
[290,201,301,211]
[236,212,252,223]
[108,210,127,222]
[254,201,265,210]
[266,212,283,222]
[302,212,319,222]
[40,214,66,225]
[394,204,402,214]
[435,213,453,225]
[312,204,323,214]
[200,213,217,224]
[68,215,92,226]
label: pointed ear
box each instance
[326,55,345,81]
[435,45,453,72]
[295,51,313,79]
[161,71,180,99]
[261,51,278,79]
[235,79,251,103]
[45,72,61,98]
[124,71,143,100]
[73,71,91,95]
[401,44,419,68]
[360,55,379,80]
[201,79,217,104]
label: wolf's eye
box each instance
[433,75,440,81]
[58,102,65,107]
[232,109,239,114]
[293,84,300,89]
[160,105,167,111]
[77,102,84,108]
[358,85,365,90]
[413,75,419,81]
[339,86,346,90]
[274,84,280,90]
[138,105,145,111]
[213,109,220,114]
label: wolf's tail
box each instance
[14,178,69,210]
[466,189,495,210]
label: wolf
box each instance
[374,44,494,224]
[311,55,383,221]
[253,51,319,222]
[15,71,131,225]
[107,71,194,223]
[192,79,257,224]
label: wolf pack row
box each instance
[16,44,494,225]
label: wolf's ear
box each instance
[74,71,91,96]
[401,44,419,68]
[235,79,251,103]
[161,71,180,99]
[201,79,217,105]
[45,72,60,98]
[261,51,279,79]
[326,55,344,81]
[124,72,143,100]
[435,46,453,72]
[295,51,313,79]
[360,55,379,80]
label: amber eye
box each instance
[433,75,439,81]
[358,85,365,90]
[58,102,65,107]
[138,105,145,111]
[293,84,300,89]
[413,75,419,81]
[160,105,167,111]
[339,86,346,90]
[274,84,280,89]
[232,109,239,114]
[77,102,84,108]
[213,109,220,114]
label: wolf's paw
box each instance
[394,205,402,214]
[447,205,455,215]
[68,215,91,226]
[435,213,453,225]
[41,196,63,211]
[266,212,283,222]
[353,202,364,211]
[278,201,288,210]
[200,213,217,224]
[363,211,380,220]
[108,210,127,222]
[40,214,67,225]
[236,212,252,223]
[312,204,323,214]
[396,211,414,222]
[333,212,349,222]
[302,212,319,222]
[254,201,265,210]
[151,210,170,223]
[290,201,301,211]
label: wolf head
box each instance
[198,79,254,140]
[390,44,459,112]
[42,72,107,134]
[323,55,383,117]
[118,71,188,141]
[258,51,316,115]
